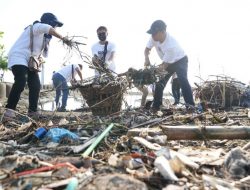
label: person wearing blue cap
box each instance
[144,20,195,112]
[4,13,71,119]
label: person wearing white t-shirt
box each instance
[52,64,83,112]
[4,13,71,119]
[91,26,116,78]
[144,20,194,112]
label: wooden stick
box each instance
[161,125,250,140]
[128,125,250,140]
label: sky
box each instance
[1,0,250,86]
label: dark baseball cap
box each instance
[40,13,63,27]
[147,20,167,35]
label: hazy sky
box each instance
[1,0,250,85]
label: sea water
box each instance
[40,94,158,111]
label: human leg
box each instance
[6,65,28,110]
[27,70,41,112]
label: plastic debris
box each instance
[43,128,79,143]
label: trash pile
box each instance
[78,77,128,116]
[0,105,250,190]
[194,75,246,109]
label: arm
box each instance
[105,51,115,68]
[144,47,151,67]
[108,51,115,62]
[157,62,170,73]
[76,67,83,82]
[108,43,116,62]
[49,28,71,45]
[48,28,63,40]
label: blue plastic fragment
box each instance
[43,128,79,143]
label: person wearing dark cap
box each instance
[144,20,195,112]
[91,26,116,79]
[4,13,71,119]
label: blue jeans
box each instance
[153,56,195,109]
[52,73,69,108]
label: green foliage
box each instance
[0,31,8,71]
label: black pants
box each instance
[6,65,40,112]
[153,56,195,109]
[172,78,181,104]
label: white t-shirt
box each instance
[91,41,116,76]
[57,64,80,82]
[8,23,51,69]
[146,32,186,64]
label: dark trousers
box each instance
[153,56,195,109]
[172,78,181,104]
[6,65,40,112]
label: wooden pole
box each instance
[162,125,250,140]
[127,126,250,140]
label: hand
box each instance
[159,63,169,70]
[144,59,151,67]
[38,56,45,64]
[103,62,109,69]
[92,55,100,65]
[156,63,168,73]
[62,37,72,46]
[70,79,77,86]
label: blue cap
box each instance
[147,20,166,35]
[40,13,63,27]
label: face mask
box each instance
[98,32,107,41]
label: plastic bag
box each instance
[43,128,79,143]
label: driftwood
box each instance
[161,125,250,140]
[127,127,163,137]
[128,126,250,140]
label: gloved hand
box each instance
[62,37,72,46]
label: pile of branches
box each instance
[194,75,246,108]
[61,36,116,82]
[120,66,168,86]
[126,68,157,85]
[77,77,129,116]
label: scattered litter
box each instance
[0,87,250,189]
